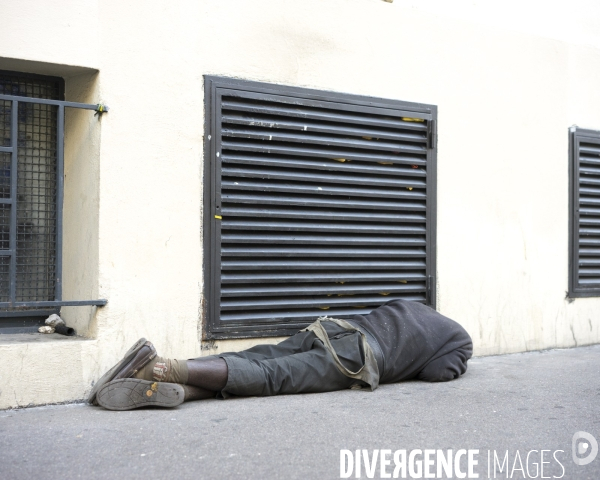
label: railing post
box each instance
[8,100,18,305]
[55,105,64,302]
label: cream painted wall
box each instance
[0,0,599,408]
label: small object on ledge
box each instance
[45,314,76,336]
[38,325,55,334]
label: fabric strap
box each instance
[301,316,380,391]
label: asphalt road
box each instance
[1,345,599,480]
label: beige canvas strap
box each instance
[301,316,380,391]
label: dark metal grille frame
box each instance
[0,71,107,314]
[569,127,600,297]
[204,76,438,339]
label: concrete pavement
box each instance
[1,345,599,480]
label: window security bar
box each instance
[0,93,108,309]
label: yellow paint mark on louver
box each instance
[401,117,425,122]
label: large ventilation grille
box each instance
[207,79,436,336]
[572,130,600,295]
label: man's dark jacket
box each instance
[352,299,473,384]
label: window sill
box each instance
[0,332,92,346]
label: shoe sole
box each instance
[97,379,185,411]
[88,338,153,405]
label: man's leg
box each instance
[94,322,367,409]
[182,326,364,396]
[186,357,228,392]
[218,338,360,397]
[129,327,323,389]
[128,328,322,393]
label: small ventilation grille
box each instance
[572,129,600,296]
[206,78,436,337]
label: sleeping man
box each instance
[88,299,473,410]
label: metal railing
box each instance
[0,93,108,310]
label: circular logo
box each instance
[572,432,598,466]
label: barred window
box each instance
[204,77,438,339]
[0,70,106,332]
[0,71,63,329]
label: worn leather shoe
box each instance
[97,379,184,411]
[88,338,157,405]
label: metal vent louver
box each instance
[570,128,600,296]
[205,77,437,338]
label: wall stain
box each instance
[569,323,578,347]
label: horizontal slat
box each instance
[580,207,600,216]
[220,206,426,223]
[580,156,600,166]
[222,90,431,121]
[580,144,600,156]
[579,223,600,235]
[221,140,426,166]
[579,226,600,235]
[221,99,429,132]
[580,186,600,196]
[222,128,427,155]
[580,166,600,176]
[222,165,426,188]
[222,113,427,143]
[579,248,600,256]
[221,219,426,234]
[221,271,425,284]
[219,300,427,322]
[221,233,425,246]
[222,193,425,211]
[222,91,431,121]
[580,176,600,187]
[579,238,600,245]
[220,292,426,311]
[222,282,425,297]
[221,259,426,270]
[579,257,600,266]
[579,278,600,285]
[220,311,374,323]
[579,217,600,226]
[221,246,426,257]
[580,196,600,206]
[221,179,427,200]
[222,153,426,178]
[579,268,600,276]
